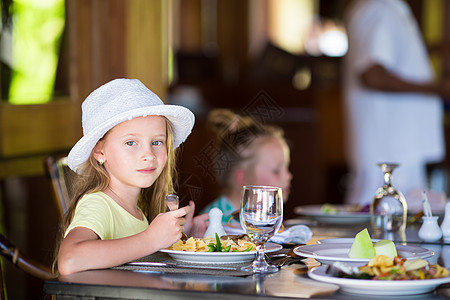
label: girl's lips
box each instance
[138,168,156,174]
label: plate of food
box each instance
[160,235,282,264]
[294,243,434,265]
[317,238,381,244]
[308,256,450,295]
[294,204,370,224]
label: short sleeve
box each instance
[65,194,113,239]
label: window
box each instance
[1,0,66,104]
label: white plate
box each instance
[317,238,380,244]
[294,205,370,224]
[308,265,450,295]
[160,242,282,264]
[294,243,434,265]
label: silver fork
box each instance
[165,194,188,241]
[165,194,179,211]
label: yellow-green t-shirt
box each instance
[65,191,149,240]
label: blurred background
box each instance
[1,0,450,298]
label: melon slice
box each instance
[348,228,375,258]
[374,240,397,259]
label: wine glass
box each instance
[240,185,283,273]
[370,163,407,238]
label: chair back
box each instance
[0,233,55,281]
[44,155,74,219]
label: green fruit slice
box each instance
[374,240,397,259]
[348,228,375,258]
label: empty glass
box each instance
[240,185,283,273]
[370,163,407,237]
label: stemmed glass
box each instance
[240,185,283,273]
[370,163,407,237]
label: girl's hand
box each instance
[184,201,209,238]
[146,206,190,249]
[190,213,209,238]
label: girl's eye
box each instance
[125,141,136,146]
[152,141,163,146]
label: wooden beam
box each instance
[125,0,169,99]
[67,0,94,101]
[0,99,81,158]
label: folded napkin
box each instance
[269,225,313,244]
[223,224,313,244]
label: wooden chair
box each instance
[0,260,4,300]
[0,233,54,280]
[44,155,74,219]
[0,233,55,299]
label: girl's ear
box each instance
[92,142,104,162]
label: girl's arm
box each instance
[58,206,190,275]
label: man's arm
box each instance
[360,64,450,98]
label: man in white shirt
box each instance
[343,0,450,205]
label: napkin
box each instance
[223,224,313,244]
[269,225,313,244]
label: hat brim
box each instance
[67,105,194,173]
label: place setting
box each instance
[290,228,448,295]
[121,186,306,276]
[294,203,371,225]
[294,164,450,296]
[102,174,450,296]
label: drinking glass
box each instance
[240,185,283,273]
[370,163,407,237]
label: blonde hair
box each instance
[53,117,177,272]
[207,109,285,194]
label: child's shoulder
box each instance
[75,191,122,216]
[80,191,106,200]
[78,191,113,207]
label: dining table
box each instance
[43,216,450,299]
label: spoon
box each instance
[165,194,188,241]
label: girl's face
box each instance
[245,137,292,201]
[96,116,168,192]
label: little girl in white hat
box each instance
[56,78,208,275]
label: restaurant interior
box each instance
[1,0,450,298]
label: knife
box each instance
[128,261,239,271]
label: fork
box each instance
[165,194,188,241]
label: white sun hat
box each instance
[67,78,195,174]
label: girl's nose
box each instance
[142,147,156,161]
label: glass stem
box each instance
[256,244,266,263]
[384,172,392,186]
